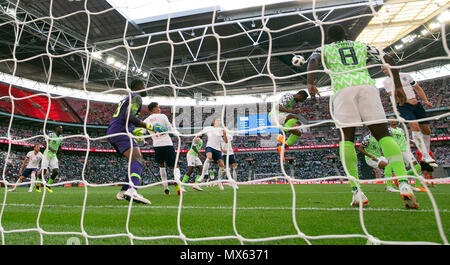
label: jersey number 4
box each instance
[338,47,358,66]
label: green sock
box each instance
[36,178,41,188]
[285,134,299,146]
[384,164,393,187]
[182,175,189,183]
[284,118,298,132]
[409,164,422,187]
[48,178,53,185]
[195,175,200,183]
[283,118,300,146]
[339,141,359,191]
[378,136,408,183]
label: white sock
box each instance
[232,167,237,181]
[421,133,431,153]
[173,168,181,181]
[29,172,35,191]
[218,167,225,180]
[412,131,431,160]
[13,178,22,190]
[159,168,168,190]
[199,159,211,182]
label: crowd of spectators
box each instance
[1,145,448,186]
[58,76,449,126]
[0,76,448,187]
[0,115,447,151]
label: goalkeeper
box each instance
[107,80,167,204]
[268,90,309,161]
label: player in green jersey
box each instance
[307,25,418,209]
[386,117,426,192]
[268,90,309,161]
[359,134,399,193]
[183,135,205,191]
[37,125,63,193]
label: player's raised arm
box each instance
[222,129,228,144]
[19,156,28,174]
[126,82,167,133]
[306,48,321,99]
[381,53,406,106]
[412,82,432,108]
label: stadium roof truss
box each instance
[356,0,449,49]
[92,0,383,95]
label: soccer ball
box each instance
[291,55,306,67]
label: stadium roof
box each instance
[106,0,295,25]
[356,0,448,49]
[0,0,448,100]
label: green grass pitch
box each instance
[0,183,448,245]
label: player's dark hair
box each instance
[148,102,159,112]
[327,25,346,42]
[130,80,144,91]
[297,90,309,98]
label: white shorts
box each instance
[41,156,59,170]
[366,156,388,169]
[268,112,288,126]
[333,85,386,128]
[187,154,202,167]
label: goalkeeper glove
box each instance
[133,128,146,144]
[133,128,146,136]
[146,123,168,133]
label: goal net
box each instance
[0,0,449,246]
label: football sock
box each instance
[130,161,143,187]
[379,136,408,183]
[218,167,225,180]
[29,172,35,191]
[160,167,168,190]
[173,167,181,180]
[182,175,189,183]
[421,133,431,152]
[285,134,299,146]
[284,119,299,146]
[383,164,394,187]
[232,167,237,181]
[412,131,431,160]
[195,175,201,184]
[199,159,211,181]
[339,141,359,191]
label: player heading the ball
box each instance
[307,24,418,209]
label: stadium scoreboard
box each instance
[238,114,280,135]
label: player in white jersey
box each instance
[221,132,239,190]
[139,102,183,196]
[381,66,437,168]
[9,144,43,192]
[198,118,228,190]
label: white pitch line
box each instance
[1,203,448,213]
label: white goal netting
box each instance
[0,0,449,245]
